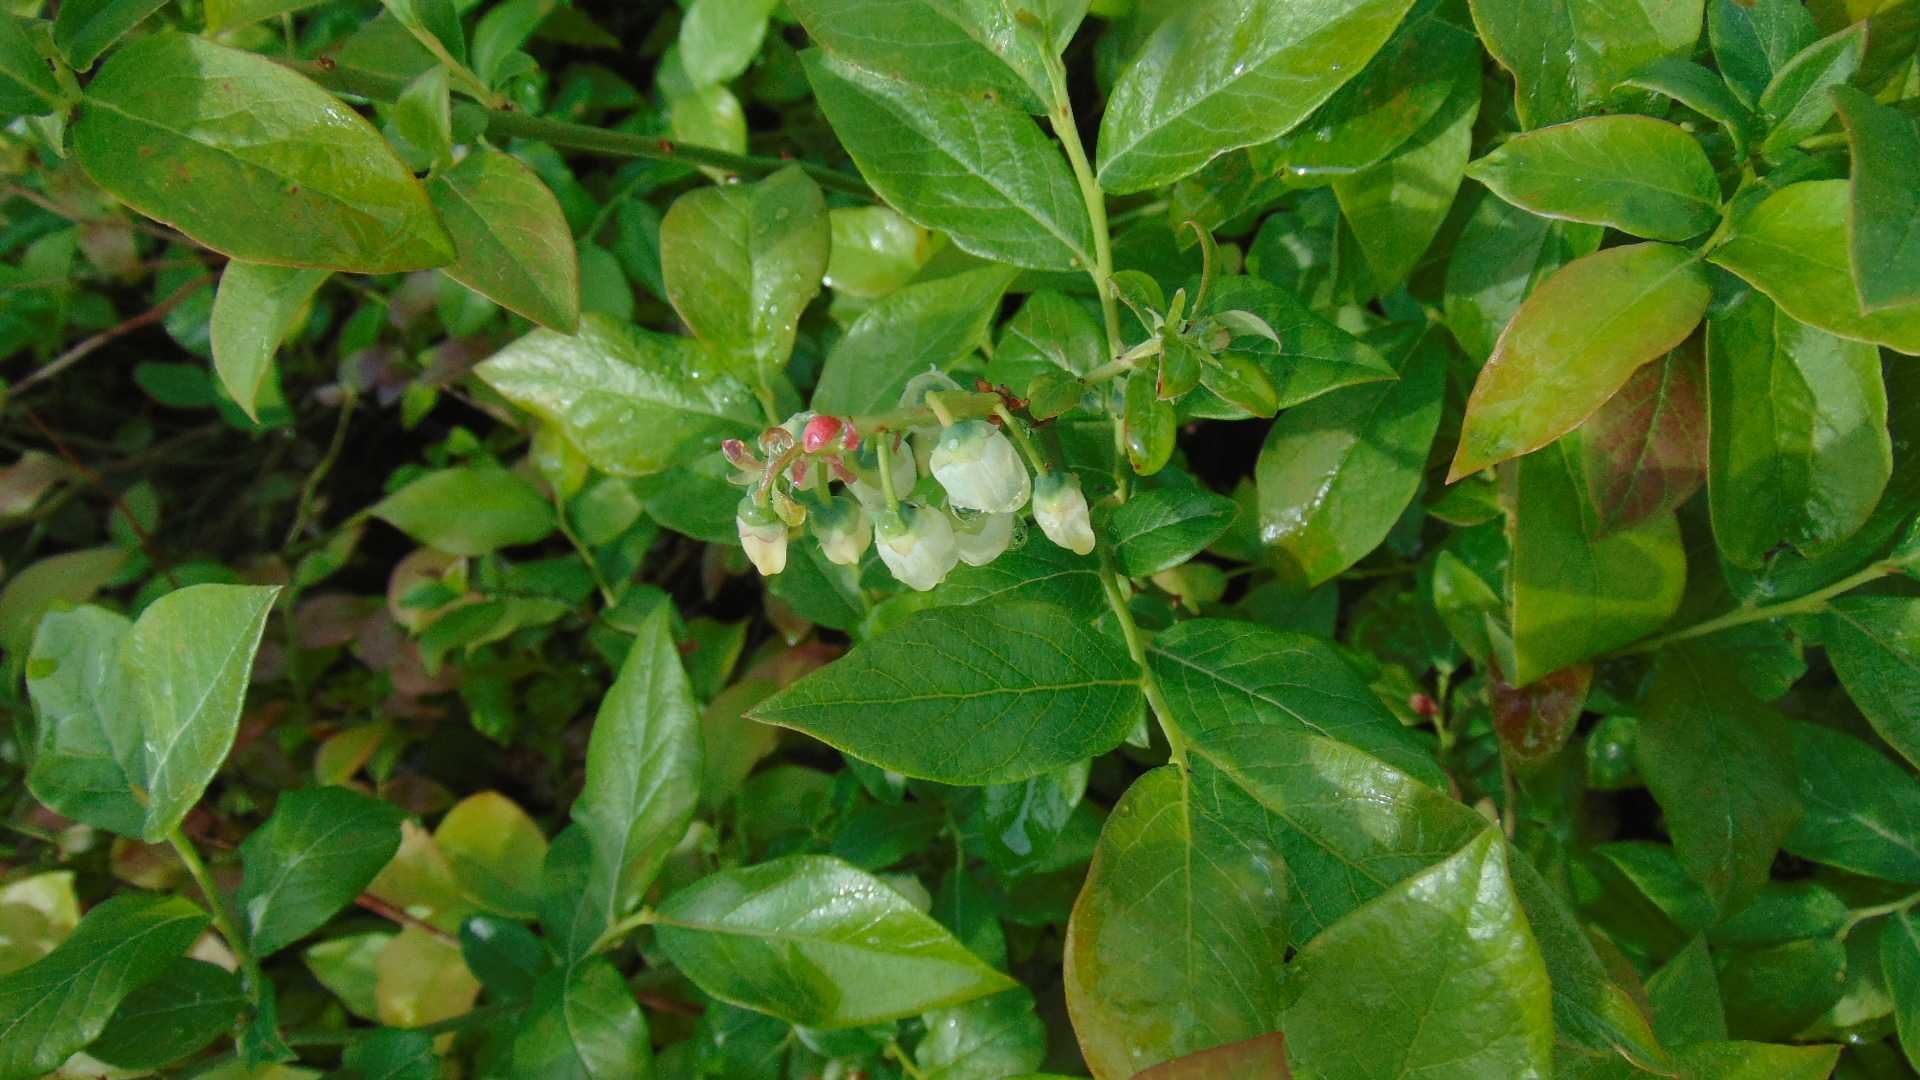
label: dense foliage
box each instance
[2,0,1919,1076]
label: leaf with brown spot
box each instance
[1491,659,1593,765]
[1579,338,1707,534]
[1135,1032,1292,1078]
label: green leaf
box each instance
[0,893,208,1080]
[478,315,762,477]
[391,65,452,170]
[52,0,166,69]
[810,266,1015,416]
[1466,116,1721,242]
[1708,0,1817,109]
[1150,616,1449,791]
[1823,596,1920,771]
[1887,911,1920,1071]
[1442,193,1603,363]
[1471,0,1704,128]
[1064,767,1287,1077]
[206,0,326,31]
[371,465,555,557]
[655,855,1016,1028]
[1095,0,1418,194]
[1666,1042,1840,1079]
[786,0,1077,114]
[72,34,454,273]
[753,602,1142,785]
[0,16,63,115]
[1331,65,1478,290]
[927,539,1103,616]
[1620,57,1757,158]
[988,290,1104,392]
[1709,180,1920,355]
[510,959,653,1079]
[679,0,778,86]
[435,792,548,918]
[1256,0,1479,180]
[128,584,281,842]
[87,958,245,1072]
[458,914,546,1000]
[379,0,468,68]
[1635,644,1801,911]
[1832,86,1920,312]
[1755,23,1862,158]
[1450,242,1710,480]
[341,1028,438,1080]
[661,166,828,377]
[825,205,933,299]
[917,989,1048,1080]
[426,147,581,333]
[210,261,330,421]
[237,787,406,958]
[1646,937,1727,1048]
[1782,722,1920,884]
[1257,327,1446,587]
[1504,439,1687,686]
[562,605,700,959]
[1578,339,1707,535]
[1196,275,1395,416]
[26,606,145,838]
[1279,830,1554,1078]
[1706,288,1890,569]
[0,548,131,659]
[802,50,1092,271]
[1108,484,1239,577]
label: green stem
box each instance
[588,907,658,957]
[1836,889,1920,941]
[877,434,902,515]
[1614,561,1896,657]
[993,404,1051,474]
[850,392,1002,436]
[1097,551,1184,767]
[753,359,781,426]
[1045,64,1121,362]
[289,61,874,198]
[555,496,620,608]
[167,828,265,1001]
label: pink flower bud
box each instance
[803,415,844,453]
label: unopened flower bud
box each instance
[875,506,958,591]
[931,420,1031,514]
[736,497,788,576]
[1034,472,1095,555]
[811,496,872,566]
[802,414,845,453]
[951,511,1013,566]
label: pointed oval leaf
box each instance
[427,147,581,332]
[660,165,828,375]
[371,465,555,557]
[1822,596,1920,771]
[1466,115,1722,241]
[1708,179,1920,355]
[1096,0,1419,194]
[237,787,406,958]
[53,0,168,69]
[1755,23,1863,157]
[1578,339,1707,535]
[88,958,245,1072]
[1064,767,1288,1078]
[802,50,1092,271]
[752,602,1144,786]
[510,959,653,1079]
[655,855,1016,1029]
[1471,0,1704,128]
[26,606,145,838]
[129,584,281,842]
[1279,831,1554,1080]
[475,315,762,477]
[1832,86,1920,312]
[211,261,331,421]
[1706,289,1890,569]
[1108,484,1239,578]
[73,34,453,272]
[0,15,63,115]
[1450,242,1710,481]
[0,894,209,1080]
[811,266,1015,416]
[1782,722,1920,883]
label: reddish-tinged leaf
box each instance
[1579,339,1707,534]
[1135,1032,1291,1079]
[1491,660,1593,764]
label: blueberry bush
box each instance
[2,0,1919,1077]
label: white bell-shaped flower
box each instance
[848,436,916,511]
[811,496,872,567]
[931,420,1031,514]
[736,497,788,576]
[875,506,958,591]
[951,511,1013,566]
[1034,471,1095,555]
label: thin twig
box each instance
[19,407,181,589]
[13,273,215,395]
[354,893,457,942]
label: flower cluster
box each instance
[726,376,1095,591]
